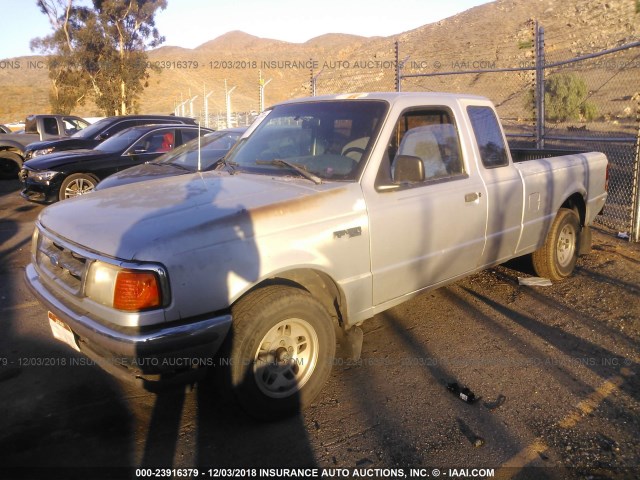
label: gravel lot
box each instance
[0,178,638,480]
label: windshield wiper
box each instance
[149,162,193,172]
[256,159,322,185]
[210,157,238,174]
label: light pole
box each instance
[225,79,236,128]
[259,70,272,112]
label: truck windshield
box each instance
[225,100,388,181]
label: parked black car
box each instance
[20,124,212,203]
[96,127,247,191]
[23,114,197,160]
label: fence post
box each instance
[632,98,640,242]
[395,40,401,92]
[311,68,324,96]
[535,21,545,149]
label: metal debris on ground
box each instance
[447,382,480,404]
[518,276,553,286]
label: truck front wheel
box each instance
[0,152,22,179]
[227,285,336,419]
[532,208,581,281]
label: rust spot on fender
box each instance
[247,186,348,221]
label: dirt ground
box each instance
[0,178,638,480]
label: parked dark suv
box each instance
[23,115,197,160]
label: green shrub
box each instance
[544,74,598,122]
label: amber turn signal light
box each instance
[113,271,161,311]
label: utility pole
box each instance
[259,70,272,112]
[204,90,214,128]
[176,97,189,117]
[189,95,198,118]
[225,79,236,128]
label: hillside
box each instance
[0,0,637,123]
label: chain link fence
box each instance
[304,23,640,241]
[540,42,640,238]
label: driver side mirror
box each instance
[392,155,425,184]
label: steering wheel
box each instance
[342,147,366,161]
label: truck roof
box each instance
[274,91,491,107]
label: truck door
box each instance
[365,107,488,306]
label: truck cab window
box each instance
[383,108,464,185]
[467,106,509,168]
[62,117,88,135]
[42,117,59,136]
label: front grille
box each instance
[36,231,88,295]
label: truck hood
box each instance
[95,163,190,191]
[38,171,352,260]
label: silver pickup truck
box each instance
[26,92,608,417]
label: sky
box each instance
[0,0,491,60]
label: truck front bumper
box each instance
[25,263,232,389]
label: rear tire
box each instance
[532,208,581,281]
[225,285,336,419]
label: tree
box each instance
[544,73,598,122]
[32,0,166,115]
[30,1,90,114]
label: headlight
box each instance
[32,148,55,157]
[27,170,59,182]
[30,227,40,257]
[85,261,164,312]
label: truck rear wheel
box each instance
[532,208,581,281]
[226,285,336,419]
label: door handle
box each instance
[465,192,482,202]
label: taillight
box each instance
[113,271,162,311]
[605,163,610,192]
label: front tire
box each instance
[532,208,581,281]
[0,152,22,179]
[59,173,97,200]
[227,285,336,419]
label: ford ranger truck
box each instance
[25,93,608,418]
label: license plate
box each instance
[48,311,80,352]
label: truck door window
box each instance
[381,108,464,186]
[466,106,509,168]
